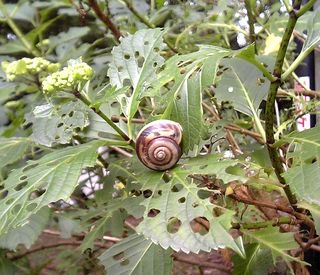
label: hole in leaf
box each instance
[153,62,157,67]
[147,208,160,217]
[190,217,209,235]
[120,258,129,266]
[144,41,149,46]
[122,79,131,87]
[178,197,186,203]
[68,111,74,117]
[124,54,131,60]
[143,189,152,198]
[192,202,199,208]
[167,217,181,234]
[113,252,124,261]
[14,181,28,191]
[171,184,183,192]
[19,175,27,181]
[154,47,160,52]
[118,66,124,72]
[29,189,46,200]
[22,163,38,172]
[157,190,162,196]
[134,51,139,58]
[0,190,8,200]
[197,190,211,199]
[57,122,64,128]
[137,56,145,68]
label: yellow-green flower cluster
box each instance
[1,57,60,81]
[42,61,93,93]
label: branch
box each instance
[232,216,297,230]
[87,0,122,42]
[264,0,304,205]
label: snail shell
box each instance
[136,120,183,171]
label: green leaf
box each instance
[215,58,269,139]
[170,75,207,153]
[108,28,166,136]
[154,45,231,116]
[298,201,320,235]
[232,244,273,275]
[0,141,103,234]
[136,166,245,256]
[98,234,173,275]
[242,227,301,265]
[283,162,320,205]
[26,101,89,147]
[0,207,50,250]
[174,153,246,183]
[0,138,30,169]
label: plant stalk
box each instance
[265,0,304,205]
[73,90,135,148]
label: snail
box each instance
[135,120,183,171]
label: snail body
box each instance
[135,120,183,171]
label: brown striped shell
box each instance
[136,120,183,171]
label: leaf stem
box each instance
[73,90,135,148]
[0,0,40,56]
[265,0,304,204]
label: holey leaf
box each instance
[215,58,269,137]
[108,28,166,135]
[0,141,103,234]
[136,154,245,256]
[26,101,90,147]
[99,234,173,275]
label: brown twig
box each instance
[87,0,122,42]
[111,115,145,124]
[172,253,231,273]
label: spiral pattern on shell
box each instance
[136,120,183,171]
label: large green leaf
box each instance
[136,155,245,256]
[170,75,207,153]
[108,28,166,136]
[0,138,30,169]
[26,101,89,147]
[0,141,103,234]
[242,227,301,265]
[232,244,273,275]
[154,45,230,114]
[0,207,50,250]
[98,234,173,275]
[215,58,269,138]
[283,162,320,205]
